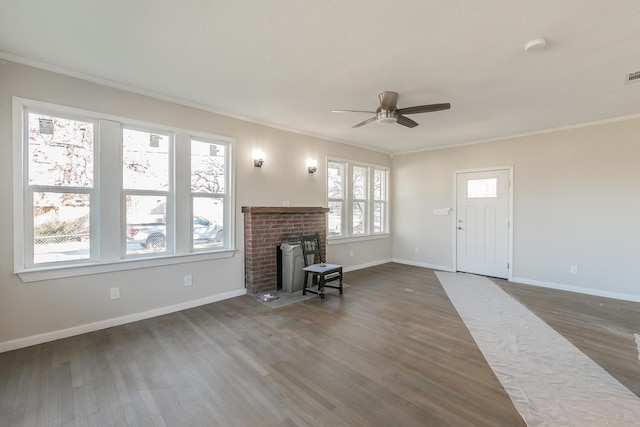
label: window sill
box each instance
[16,249,237,283]
[327,234,390,245]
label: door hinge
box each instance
[507,262,510,270]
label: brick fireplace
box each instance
[242,206,329,295]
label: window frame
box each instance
[22,108,99,268]
[327,160,346,238]
[326,157,390,241]
[122,125,174,257]
[351,164,368,236]
[189,137,231,252]
[13,97,236,282]
[372,167,388,234]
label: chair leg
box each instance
[302,272,308,295]
[319,274,325,300]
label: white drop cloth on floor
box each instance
[436,271,640,426]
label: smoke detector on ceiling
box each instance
[624,71,640,84]
[524,38,547,52]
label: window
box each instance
[327,161,345,237]
[14,98,234,279]
[352,165,367,235]
[327,159,389,239]
[27,111,95,265]
[123,128,171,256]
[190,138,227,251]
[373,168,387,233]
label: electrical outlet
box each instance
[283,200,290,207]
[349,250,354,257]
[570,265,578,274]
[414,247,420,254]
[110,287,120,300]
[184,274,193,287]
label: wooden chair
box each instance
[299,233,343,299]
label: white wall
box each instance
[392,117,640,301]
[0,60,391,351]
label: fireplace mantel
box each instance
[242,206,329,295]
[241,206,329,214]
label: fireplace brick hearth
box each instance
[242,206,329,295]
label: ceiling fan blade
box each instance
[331,109,376,114]
[397,103,451,115]
[379,91,399,111]
[397,115,419,128]
[352,116,378,128]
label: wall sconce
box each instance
[307,159,317,174]
[252,149,264,168]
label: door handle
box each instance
[457,226,463,230]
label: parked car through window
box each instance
[126,216,222,251]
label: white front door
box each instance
[456,169,510,278]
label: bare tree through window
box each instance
[28,112,94,263]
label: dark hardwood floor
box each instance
[1,263,638,426]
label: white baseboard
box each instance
[510,277,640,303]
[343,258,393,273]
[392,258,455,273]
[0,288,247,353]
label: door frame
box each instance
[453,166,514,280]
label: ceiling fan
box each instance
[332,91,450,128]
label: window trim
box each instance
[15,250,236,283]
[13,97,236,282]
[326,157,390,240]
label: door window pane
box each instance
[33,192,90,264]
[123,129,169,191]
[467,178,498,198]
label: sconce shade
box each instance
[307,159,317,174]
[252,149,265,167]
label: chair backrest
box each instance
[300,233,324,266]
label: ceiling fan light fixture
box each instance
[335,91,451,128]
[376,110,397,125]
[377,117,397,125]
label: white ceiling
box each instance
[1,0,639,154]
